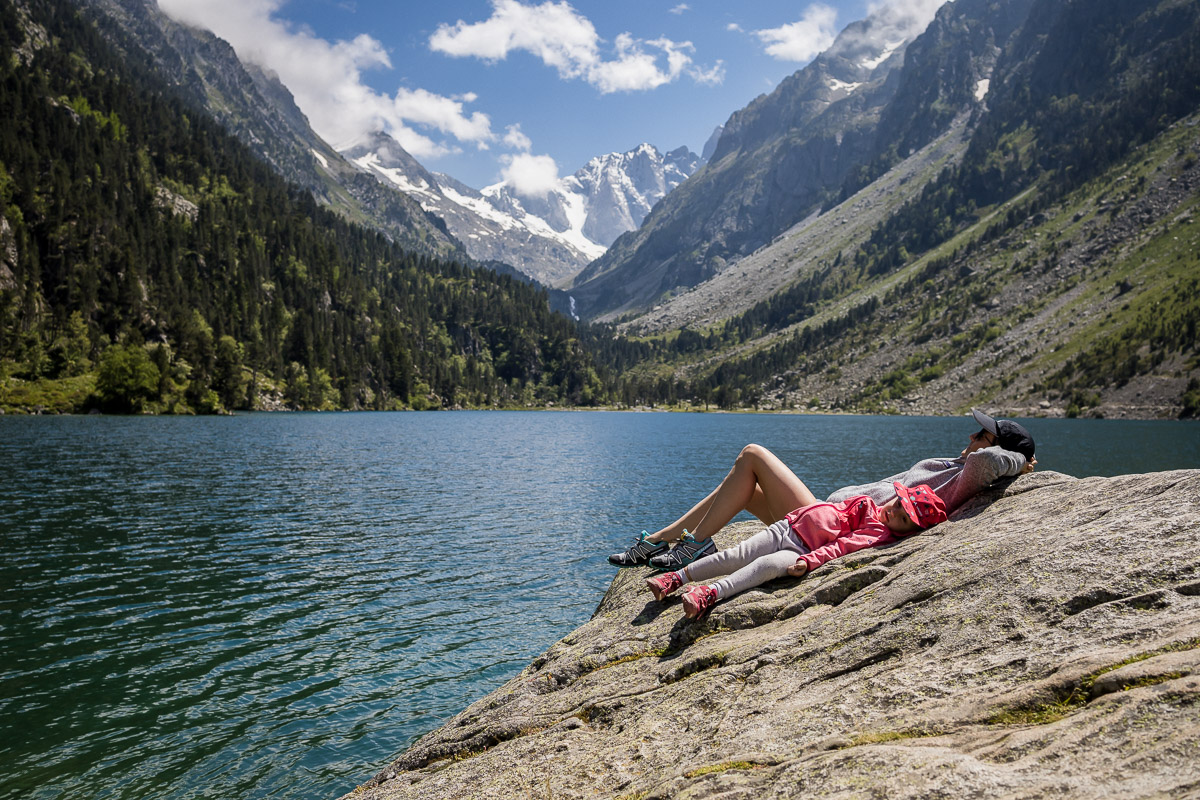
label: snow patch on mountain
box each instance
[438,183,519,232]
[859,39,905,70]
[352,152,433,199]
[484,184,607,261]
[344,134,701,287]
[828,78,863,94]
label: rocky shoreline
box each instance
[341,469,1200,799]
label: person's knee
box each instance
[764,550,796,573]
[739,443,772,464]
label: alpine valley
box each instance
[73,0,706,291]
[1,0,1198,420]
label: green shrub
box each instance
[94,343,160,413]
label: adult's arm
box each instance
[960,446,1027,493]
[825,471,906,505]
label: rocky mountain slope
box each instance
[75,0,465,260]
[584,0,1200,420]
[620,113,975,335]
[760,116,1200,420]
[614,109,1200,420]
[348,135,701,287]
[339,468,1200,799]
[572,0,1027,318]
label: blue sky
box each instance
[157,1,945,191]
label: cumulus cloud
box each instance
[429,0,722,93]
[818,0,949,64]
[863,0,948,42]
[669,3,689,14]
[503,123,532,151]
[392,88,493,146]
[690,59,726,86]
[156,0,495,157]
[753,4,839,63]
[726,22,743,33]
[500,152,561,197]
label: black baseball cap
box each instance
[971,408,1036,460]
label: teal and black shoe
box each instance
[649,531,716,571]
[607,531,669,567]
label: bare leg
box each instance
[646,444,818,543]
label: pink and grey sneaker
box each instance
[682,585,719,619]
[645,571,683,602]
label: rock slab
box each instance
[340,470,1200,799]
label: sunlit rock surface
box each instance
[342,470,1200,799]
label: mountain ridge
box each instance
[75,0,467,260]
[347,134,702,287]
[573,0,1039,321]
[571,0,1199,420]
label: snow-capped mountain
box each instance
[344,136,702,287]
[489,143,701,249]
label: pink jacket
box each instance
[785,495,910,573]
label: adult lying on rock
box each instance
[646,482,949,618]
[609,408,1036,572]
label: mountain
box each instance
[74,0,466,261]
[700,124,724,163]
[14,0,1195,419]
[0,0,609,413]
[71,0,703,290]
[572,0,1027,319]
[346,136,702,287]
[594,0,1200,419]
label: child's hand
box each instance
[787,560,808,577]
[1022,457,1038,474]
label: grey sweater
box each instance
[825,446,1027,512]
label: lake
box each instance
[1,411,1197,800]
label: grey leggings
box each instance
[682,519,810,600]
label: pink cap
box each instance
[893,482,947,529]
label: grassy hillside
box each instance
[592,0,1200,419]
[612,112,1200,418]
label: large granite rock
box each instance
[341,470,1200,799]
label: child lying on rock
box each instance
[645,482,948,619]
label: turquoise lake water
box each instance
[1,411,1197,800]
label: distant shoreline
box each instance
[1,402,1192,421]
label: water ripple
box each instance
[2,412,1197,800]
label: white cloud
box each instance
[500,152,561,197]
[503,123,532,151]
[669,3,689,14]
[156,0,495,158]
[863,0,948,41]
[726,22,743,33]
[691,59,726,86]
[754,4,839,63]
[392,88,493,148]
[429,0,721,93]
[820,0,948,64]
